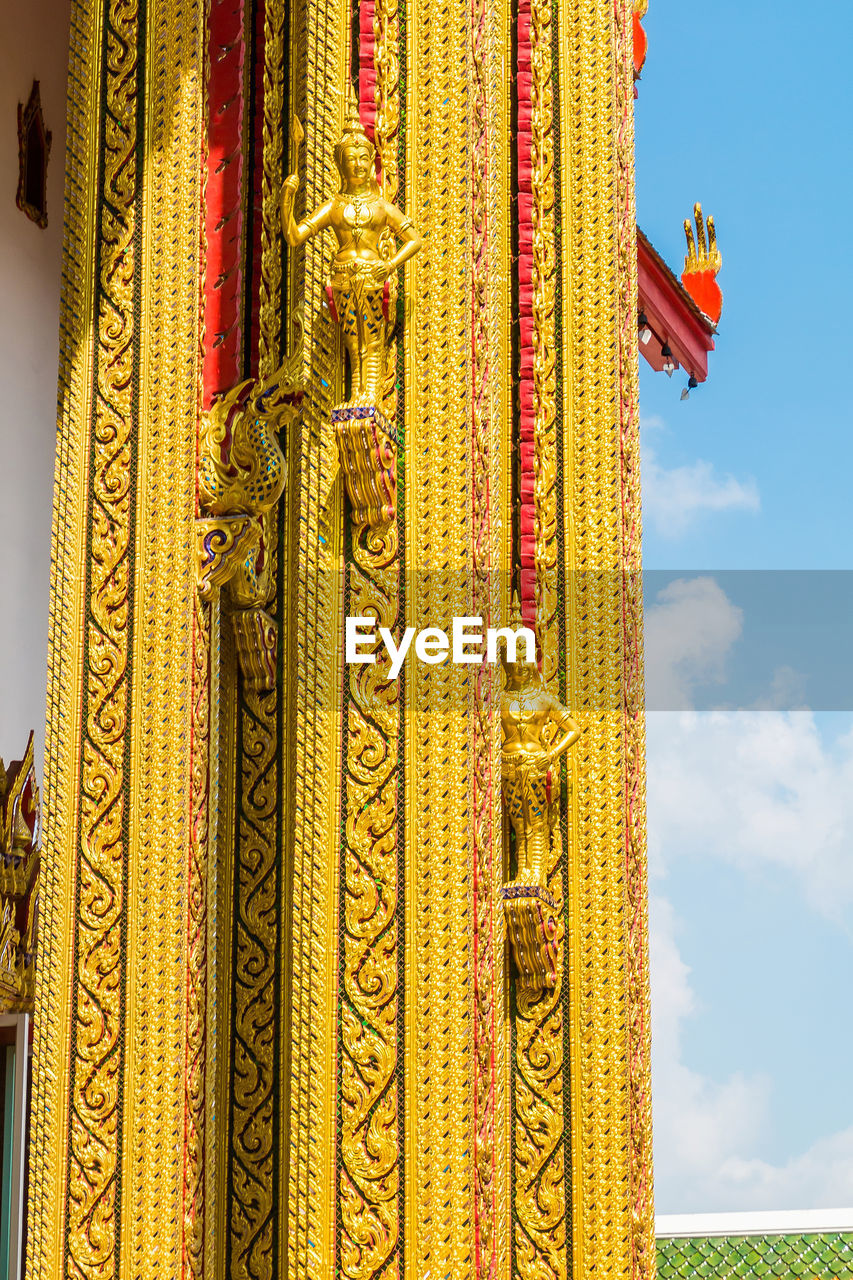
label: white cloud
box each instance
[642,445,760,537]
[645,577,743,710]
[647,710,853,918]
[716,1126,853,1208]
[650,894,771,1205]
[645,575,853,914]
[646,579,853,1211]
[640,413,667,434]
[651,892,853,1212]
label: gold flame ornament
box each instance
[681,201,723,325]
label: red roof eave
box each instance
[637,228,716,383]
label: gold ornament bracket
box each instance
[196,359,303,690]
[501,886,559,990]
[0,732,40,1013]
[332,403,398,526]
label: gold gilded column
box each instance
[404,0,475,1270]
[28,0,207,1276]
[282,0,348,1273]
[559,0,655,1278]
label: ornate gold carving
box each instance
[371,0,401,427]
[332,404,397,526]
[283,0,347,1268]
[196,516,259,601]
[282,95,420,526]
[282,96,419,407]
[230,608,278,691]
[16,80,52,227]
[0,733,40,1013]
[224,2,288,1270]
[501,671,580,886]
[197,362,303,607]
[513,0,570,1263]
[405,0,473,1266]
[125,1,205,1272]
[27,0,101,1267]
[30,0,207,1274]
[64,4,138,1270]
[615,2,655,1276]
[683,201,721,277]
[332,11,405,1279]
[197,358,302,691]
[184,595,210,1280]
[229,677,279,1280]
[682,201,723,326]
[258,0,287,378]
[556,1,654,1276]
[500,633,580,990]
[469,0,509,1257]
[530,0,558,689]
[339,521,400,1277]
[501,888,558,991]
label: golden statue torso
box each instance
[328,192,389,262]
[500,662,580,886]
[501,688,557,764]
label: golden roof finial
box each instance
[683,202,722,274]
[681,202,723,325]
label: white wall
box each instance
[0,0,70,773]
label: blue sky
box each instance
[635,1,853,1213]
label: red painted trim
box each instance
[681,267,723,328]
[204,0,247,408]
[637,230,715,383]
[516,0,536,628]
[359,0,378,146]
[247,1,268,379]
[633,10,647,77]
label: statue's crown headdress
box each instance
[500,592,540,673]
[334,84,375,170]
[507,591,525,635]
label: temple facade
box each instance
[1,0,670,1276]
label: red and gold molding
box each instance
[204,0,247,406]
[515,0,537,627]
[469,0,512,1260]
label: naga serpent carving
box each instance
[196,329,303,688]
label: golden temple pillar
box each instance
[28,0,653,1278]
[27,0,208,1276]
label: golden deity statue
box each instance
[281,98,422,406]
[501,633,581,890]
